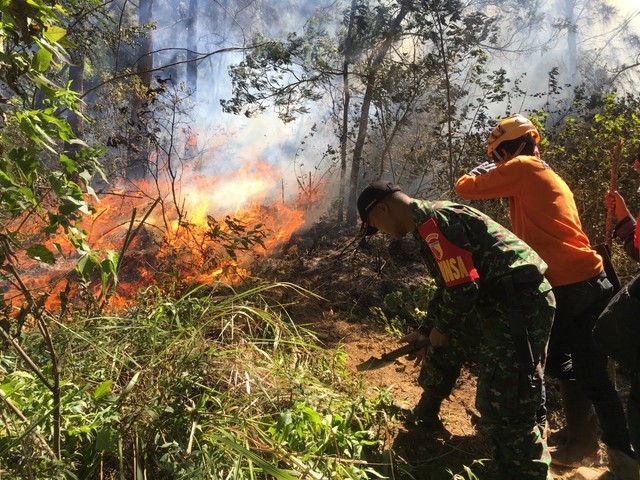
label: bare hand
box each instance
[429,327,451,348]
[604,190,631,222]
[399,330,429,367]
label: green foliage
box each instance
[383,279,437,323]
[0,0,114,311]
[267,402,374,478]
[205,215,267,261]
[371,279,438,334]
[0,283,399,479]
[540,93,640,249]
[221,29,329,123]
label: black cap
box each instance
[357,180,401,235]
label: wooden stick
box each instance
[605,139,624,388]
[606,139,624,248]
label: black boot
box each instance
[550,380,600,468]
[413,391,445,431]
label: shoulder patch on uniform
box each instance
[418,218,480,287]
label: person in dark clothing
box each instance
[581,157,640,480]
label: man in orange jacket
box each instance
[455,114,636,478]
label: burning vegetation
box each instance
[4,158,320,316]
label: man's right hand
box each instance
[399,330,429,367]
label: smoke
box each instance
[134,0,640,212]
[144,0,338,215]
[484,0,640,116]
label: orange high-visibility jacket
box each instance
[455,155,603,287]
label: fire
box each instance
[5,159,317,313]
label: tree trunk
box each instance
[432,5,455,190]
[338,0,357,224]
[137,0,153,89]
[186,0,198,97]
[345,3,409,225]
[127,0,154,179]
[346,73,376,225]
[565,0,579,84]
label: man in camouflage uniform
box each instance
[357,180,556,480]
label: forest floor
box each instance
[255,217,632,479]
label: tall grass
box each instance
[0,281,395,479]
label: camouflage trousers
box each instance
[419,279,556,480]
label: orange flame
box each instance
[5,159,321,313]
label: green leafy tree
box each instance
[540,93,640,278]
[0,0,112,313]
[0,0,112,461]
[221,0,501,224]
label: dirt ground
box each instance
[259,219,631,479]
[347,325,620,479]
[314,314,625,480]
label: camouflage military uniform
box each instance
[410,200,555,480]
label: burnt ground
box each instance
[256,218,633,480]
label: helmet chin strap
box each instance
[493,141,526,162]
[512,142,526,157]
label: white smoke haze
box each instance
[143,0,337,214]
[130,0,640,214]
[484,0,640,113]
